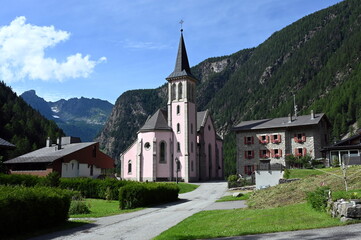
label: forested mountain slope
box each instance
[98,0,361,176]
[0,82,64,161]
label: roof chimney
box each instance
[288,113,292,123]
[311,110,315,120]
[57,137,62,150]
[46,137,52,147]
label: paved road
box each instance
[32,181,229,240]
[211,223,361,240]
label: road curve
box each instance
[31,181,227,240]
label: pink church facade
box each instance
[120,30,223,182]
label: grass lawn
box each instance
[216,192,251,202]
[288,168,326,179]
[154,203,350,240]
[177,182,199,194]
[70,198,142,218]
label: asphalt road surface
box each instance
[31,181,228,240]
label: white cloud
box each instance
[0,16,106,82]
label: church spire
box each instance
[166,29,196,81]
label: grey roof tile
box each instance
[233,113,326,131]
[4,142,95,164]
[0,138,15,149]
[140,109,171,132]
[197,110,208,131]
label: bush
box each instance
[59,177,128,200]
[306,186,330,212]
[0,185,73,235]
[119,182,179,209]
[42,172,61,187]
[283,169,290,179]
[0,173,41,186]
[69,200,91,215]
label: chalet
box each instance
[4,136,114,178]
[233,111,331,176]
[322,130,361,166]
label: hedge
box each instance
[0,185,73,235]
[0,173,41,186]
[119,182,180,209]
[0,174,128,200]
[59,177,128,200]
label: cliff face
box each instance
[98,0,361,176]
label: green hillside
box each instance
[98,0,361,176]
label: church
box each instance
[120,29,224,182]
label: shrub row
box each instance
[0,185,73,235]
[119,182,180,209]
[59,177,128,200]
[0,174,128,200]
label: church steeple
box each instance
[166,30,196,81]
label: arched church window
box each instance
[160,141,166,163]
[172,84,176,101]
[177,142,181,152]
[191,123,193,134]
[178,82,183,100]
[177,105,180,115]
[177,123,180,133]
[191,142,194,153]
[128,160,132,173]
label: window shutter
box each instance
[244,137,247,145]
[303,148,307,156]
[278,134,281,143]
[271,135,274,142]
[251,136,254,144]
[294,134,298,143]
[267,150,270,158]
[271,149,274,158]
[251,150,254,158]
[266,135,269,143]
[279,149,283,157]
[258,136,262,144]
[302,133,306,142]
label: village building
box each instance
[120,30,224,182]
[322,130,361,166]
[233,111,330,176]
[4,136,114,178]
[0,137,15,150]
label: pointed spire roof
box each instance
[167,30,197,81]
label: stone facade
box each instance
[234,113,330,176]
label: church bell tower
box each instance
[166,28,198,182]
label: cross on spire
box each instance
[179,20,184,32]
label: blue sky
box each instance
[0,0,343,104]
